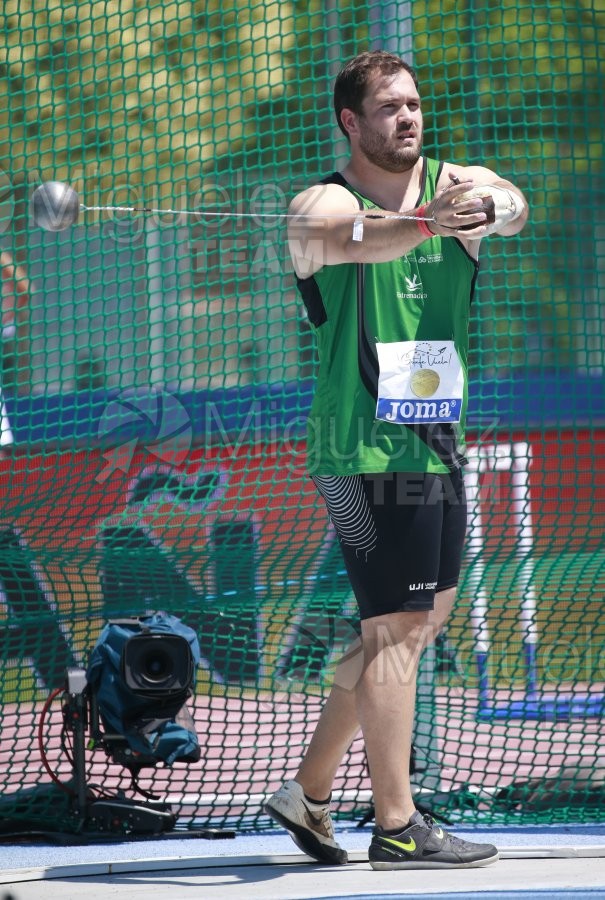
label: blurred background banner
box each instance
[0,0,603,834]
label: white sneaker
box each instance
[264,780,348,865]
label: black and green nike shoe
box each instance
[369,811,499,869]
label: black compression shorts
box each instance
[312,470,467,620]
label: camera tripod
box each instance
[62,668,234,839]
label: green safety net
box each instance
[0,0,603,835]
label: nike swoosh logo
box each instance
[435,827,444,839]
[305,809,324,826]
[381,835,416,853]
[304,809,330,837]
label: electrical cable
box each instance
[37,687,76,795]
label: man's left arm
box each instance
[488,177,528,236]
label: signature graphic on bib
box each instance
[375,340,464,425]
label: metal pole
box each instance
[369,2,413,61]
[145,220,165,386]
[325,1,349,165]
[463,0,483,164]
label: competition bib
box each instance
[375,340,464,425]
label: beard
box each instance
[358,121,422,173]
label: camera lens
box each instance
[141,649,171,683]
[122,633,193,695]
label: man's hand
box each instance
[450,185,524,238]
[423,178,494,236]
[429,167,528,240]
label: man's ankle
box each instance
[295,778,331,806]
[376,811,415,832]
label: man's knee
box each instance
[361,609,433,659]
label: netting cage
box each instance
[0,0,603,834]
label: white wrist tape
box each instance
[488,185,524,227]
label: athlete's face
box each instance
[354,71,424,172]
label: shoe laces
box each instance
[420,813,468,849]
[419,812,437,829]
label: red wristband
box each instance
[416,205,434,238]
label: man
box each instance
[265,51,528,870]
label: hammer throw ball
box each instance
[456,189,496,230]
[31,181,80,232]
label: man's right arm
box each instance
[287,183,426,279]
[287,180,489,279]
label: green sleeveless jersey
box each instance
[297,157,478,475]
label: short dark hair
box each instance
[333,51,419,138]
